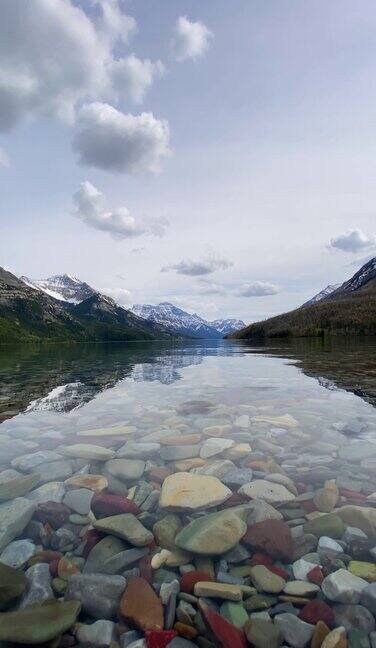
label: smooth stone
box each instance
[0,600,81,644]
[318,536,344,553]
[251,414,299,428]
[200,438,234,459]
[12,450,62,471]
[63,487,93,514]
[65,473,108,492]
[322,568,368,603]
[0,539,36,568]
[222,468,254,487]
[243,519,293,560]
[153,514,182,550]
[94,514,153,546]
[313,483,339,513]
[349,561,376,582]
[244,618,283,648]
[119,576,164,631]
[194,582,243,601]
[175,506,248,555]
[283,581,319,597]
[101,547,149,575]
[274,613,314,648]
[91,493,139,517]
[117,443,160,459]
[336,505,376,541]
[360,583,376,613]
[292,558,320,581]
[160,445,201,461]
[321,627,347,648]
[246,499,283,524]
[0,472,40,502]
[27,481,66,504]
[249,565,286,594]
[239,480,295,504]
[221,601,248,629]
[34,501,71,529]
[303,514,345,539]
[84,536,128,573]
[65,572,126,619]
[0,563,27,610]
[105,459,145,481]
[192,459,235,478]
[339,442,376,462]
[78,425,136,437]
[0,497,35,552]
[19,562,54,608]
[334,604,376,633]
[59,444,116,460]
[77,619,116,647]
[33,459,73,484]
[159,472,232,512]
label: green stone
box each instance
[244,618,283,648]
[0,600,81,644]
[94,513,153,546]
[348,560,376,582]
[303,513,345,539]
[220,601,248,628]
[0,563,27,610]
[244,594,278,612]
[153,514,182,549]
[174,506,248,555]
[348,629,372,648]
[0,473,40,502]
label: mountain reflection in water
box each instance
[0,337,375,422]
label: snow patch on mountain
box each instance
[302,284,340,307]
[20,274,96,304]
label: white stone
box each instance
[234,415,250,429]
[0,497,35,552]
[292,558,320,581]
[322,568,368,603]
[199,438,234,459]
[59,444,116,461]
[318,536,343,553]
[0,539,36,568]
[77,620,116,647]
[239,479,296,504]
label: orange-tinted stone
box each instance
[29,550,63,566]
[120,577,164,632]
[160,434,202,446]
[311,621,331,648]
[57,556,79,581]
[174,622,198,640]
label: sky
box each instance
[1,0,376,323]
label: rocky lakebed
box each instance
[1,400,376,648]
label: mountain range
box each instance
[131,302,245,338]
[231,256,376,339]
[0,270,244,342]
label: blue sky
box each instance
[1,0,376,321]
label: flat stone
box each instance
[34,459,73,484]
[0,600,81,644]
[12,450,62,471]
[65,474,108,492]
[120,576,164,631]
[27,481,66,504]
[65,572,126,619]
[59,444,116,460]
[0,472,40,502]
[222,468,254,487]
[78,425,136,437]
[94,513,153,546]
[19,562,53,608]
[117,442,160,459]
[153,514,182,550]
[303,513,345,539]
[283,581,320,597]
[0,563,27,610]
[192,459,235,478]
[77,619,116,647]
[0,539,36,568]
[249,565,286,594]
[105,458,145,481]
[159,472,232,512]
[199,600,248,648]
[194,581,243,601]
[175,506,248,555]
[239,480,296,504]
[0,497,35,552]
[160,445,201,461]
[322,568,368,603]
[101,547,149,575]
[274,613,314,648]
[200,438,234,459]
[84,535,127,573]
[63,487,93,514]
[244,618,283,648]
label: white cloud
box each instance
[0,147,9,167]
[171,16,213,62]
[73,180,169,239]
[238,281,279,297]
[0,1,165,134]
[109,54,165,104]
[73,103,171,173]
[328,228,376,253]
[162,255,232,276]
[196,278,226,295]
[103,286,132,306]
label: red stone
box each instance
[307,565,324,585]
[299,601,335,628]
[49,558,60,577]
[34,501,71,529]
[139,555,153,584]
[199,601,248,648]
[82,529,104,559]
[339,488,366,501]
[180,571,213,594]
[250,553,274,568]
[145,630,177,648]
[269,564,289,580]
[242,519,293,561]
[300,499,316,514]
[91,493,139,518]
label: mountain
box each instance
[210,318,245,336]
[230,256,376,340]
[20,274,96,303]
[131,302,244,338]
[302,284,340,307]
[0,267,177,343]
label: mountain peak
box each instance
[20,274,96,304]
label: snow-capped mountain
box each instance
[210,318,245,336]
[302,284,340,307]
[131,302,244,338]
[20,274,96,304]
[335,256,376,294]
